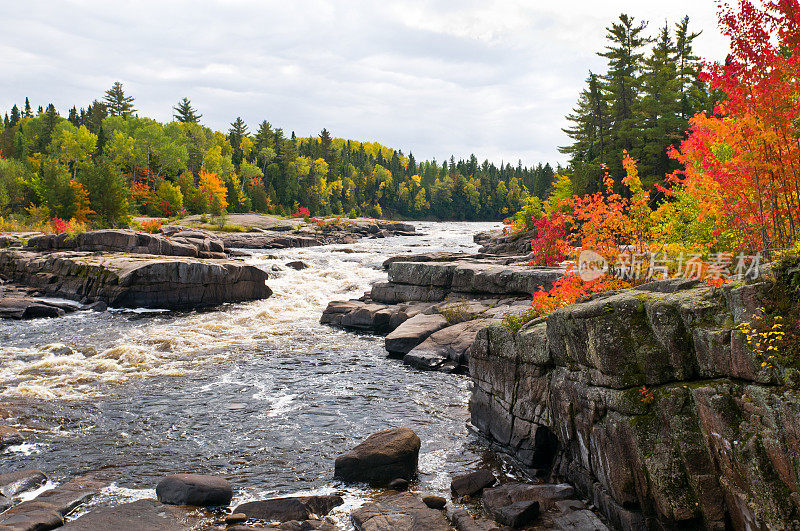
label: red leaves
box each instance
[528,213,567,266]
[671,0,800,251]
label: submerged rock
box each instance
[155,473,232,507]
[334,428,421,486]
[61,499,191,530]
[285,260,310,270]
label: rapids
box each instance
[0,221,514,522]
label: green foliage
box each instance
[501,308,539,334]
[80,160,131,227]
[149,180,183,217]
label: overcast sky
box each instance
[0,1,730,167]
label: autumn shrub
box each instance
[528,213,568,266]
[141,219,164,234]
[49,217,72,234]
[294,206,311,218]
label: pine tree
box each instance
[37,106,43,115]
[9,105,20,127]
[68,106,79,126]
[104,81,136,117]
[173,97,202,123]
[3,114,8,129]
[24,98,32,117]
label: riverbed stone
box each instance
[334,428,421,486]
[351,492,450,531]
[234,495,343,521]
[422,495,447,509]
[0,500,63,530]
[155,473,232,506]
[494,500,540,528]
[450,470,497,498]
[385,314,449,356]
[286,260,309,270]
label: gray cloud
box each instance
[0,0,728,166]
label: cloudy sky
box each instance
[0,1,729,167]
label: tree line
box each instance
[0,83,557,227]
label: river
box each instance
[0,221,511,522]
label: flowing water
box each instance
[0,221,511,522]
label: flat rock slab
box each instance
[385,314,449,355]
[335,428,421,486]
[552,509,609,530]
[483,483,575,514]
[234,495,343,522]
[0,250,271,310]
[351,492,450,531]
[62,499,200,530]
[155,473,232,506]
[0,500,63,530]
[404,319,495,370]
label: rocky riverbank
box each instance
[321,253,562,373]
[0,426,605,530]
[469,274,800,529]
[0,216,417,316]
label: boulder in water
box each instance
[334,428,421,486]
[0,425,23,450]
[156,474,232,506]
[450,469,496,498]
[286,260,310,270]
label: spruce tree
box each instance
[599,14,650,178]
[68,106,79,126]
[173,97,202,123]
[638,23,683,186]
[318,128,333,165]
[229,117,248,167]
[24,98,32,117]
[39,104,59,152]
[9,105,20,126]
[104,81,136,117]
[674,16,706,120]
